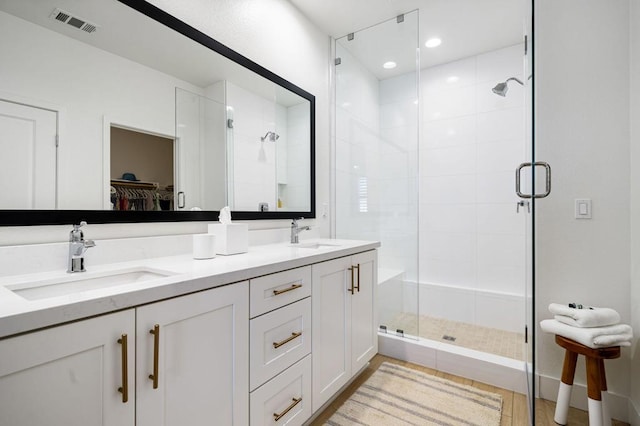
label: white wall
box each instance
[535,0,632,407]
[1,0,330,245]
[0,10,202,210]
[630,0,640,422]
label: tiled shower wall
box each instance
[416,44,526,332]
[337,43,525,333]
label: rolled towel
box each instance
[540,319,633,348]
[548,303,620,327]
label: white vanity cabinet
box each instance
[0,240,379,426]
[136,281,249,426]
[0,310,136,426]
[311,250,377,412]
[0,282,248,426]
[249,266,313,426]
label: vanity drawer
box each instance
[250,266,311,318]
[250,298,311,391]
[250,355,312,426]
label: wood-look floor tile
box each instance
[308,354,630,426]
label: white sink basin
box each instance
[290,242,340,250]
[7,267,176,301]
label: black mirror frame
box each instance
[0,0,315,226]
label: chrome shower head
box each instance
[492,77,524,97]
[260,131,280,142]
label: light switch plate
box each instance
[575,199,592,219]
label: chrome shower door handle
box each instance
[515,162,551,199]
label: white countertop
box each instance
[0,239,379,339]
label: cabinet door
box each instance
[311,256,352,412]
[351,250,378,373]
[0,310,135,426]
[136,282,249,426]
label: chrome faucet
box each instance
[67,221,96,273]
[290,218,310,244]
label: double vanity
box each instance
[0,237,379,425]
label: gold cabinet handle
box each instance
[149,324,160,389]
[355,263,360,293]
[273,283,302,296]
[117,334,128,403]
[273,331,302,349]
[273,397,302,421]
[348,266,355,294]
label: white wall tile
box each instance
[477,139,524,172]
[420,258,476,288]
[421,203,477,234]
[419,284,476,323]
[477,108,524,142]
[423,85,476,122]
[477,203,526,235]
[421,175,476,204]
[422,57,476,91]
[423,116,476,148]
[421,145,477,177]
[476,44,524,84]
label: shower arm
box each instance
[506,77,524,86]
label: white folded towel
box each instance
[540,319,633,348]
[548,303,620,327]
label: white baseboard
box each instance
[629,397,640,426]
[538,374,630,424]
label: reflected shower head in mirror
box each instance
[492,77,524,96]
[260,131,280,142]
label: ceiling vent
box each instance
[49,8,98,34]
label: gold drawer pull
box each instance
[273,331,302,349]
[117,334,128,403]
[273,397,302,421]
[355,263,360,293]
[273,283,302,296]
[348,266,355,294]
[149,324,160,389]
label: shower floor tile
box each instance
[387,312,525,360]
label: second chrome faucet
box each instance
[68,221,96,273]
[290,218,310,244]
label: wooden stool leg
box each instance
[599,359,612,426]
[554,350,578,425]
[586,356,603,426]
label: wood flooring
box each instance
[309,354,629,426]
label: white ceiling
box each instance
[289,0,527,77]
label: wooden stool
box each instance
[554,335,620,426]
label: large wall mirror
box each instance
[0,0,315,225]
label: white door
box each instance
[0,310,136,426]
[350,250,378,373]
[311,256,352,412]
[0,100,57,208]
[136,282,249,426]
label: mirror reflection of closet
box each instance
[109,126,175,211]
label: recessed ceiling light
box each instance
[446,76,459,83]
[425,38,442,48]
[383,61,397,69]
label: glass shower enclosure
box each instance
[333,2,535,422]
[333,10,421,340]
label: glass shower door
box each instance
[333,11,420,339]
